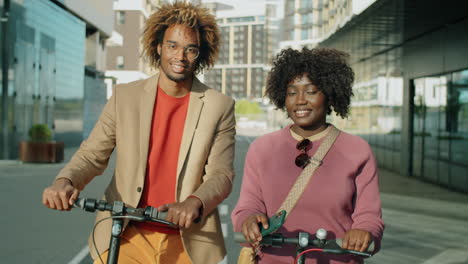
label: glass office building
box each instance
[321,0,468,192]
[1,0,112,159]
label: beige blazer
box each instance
[56,73,236,263]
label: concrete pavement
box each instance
[0,146,111,264]
[379,169,468,221]
[372,169,468,264]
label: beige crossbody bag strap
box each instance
[277,126,340,216]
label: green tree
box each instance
[235,100,263,115]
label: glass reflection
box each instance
[412,69,468,190]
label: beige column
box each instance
[221,68,226,94]
[247,24,252,97]
[229,25,234,65]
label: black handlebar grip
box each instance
[335,238,374,253]
[72,198,104,212]
[144,206,169,221]
[144,206,201,223]
[157,210,168,220]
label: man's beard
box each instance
[166,72,191,82]
[160,63,196,83]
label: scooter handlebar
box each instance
[73,197,174,227]
[233,231,374,256]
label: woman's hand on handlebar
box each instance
[158,196,202,229]
[341,229,372,252]
[241,213,269,247]
[42,178,80,211]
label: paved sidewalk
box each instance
[368,170,468,264]
[379,169,468,202]
[379,169,468,220]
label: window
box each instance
[301,29,308,40]
[116,11,125,25]
[116,56,124,69]
[228,17,255,23]
[411,70,468,187]
[300,1,308,9]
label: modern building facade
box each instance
[202,2,268,99]
[265,0,283,62]
[316,0,468,193]
[0,0,114,159]
[280,0,361,50]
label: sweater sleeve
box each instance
[231,141,267,232]
[350,145,385,252]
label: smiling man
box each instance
[42,2,235,264]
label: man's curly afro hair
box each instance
[265,47,354,118]
[141,1,220,74]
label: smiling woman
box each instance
[285,73,328,137]
[231,47,385,264]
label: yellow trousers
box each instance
[93,224,191,264]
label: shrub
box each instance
[28,124,52,142]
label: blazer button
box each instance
[137,187,142,192]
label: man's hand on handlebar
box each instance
[42,178,80,211]
[157,196,202,229]
[241,213,269,248]
[341,229,372,252]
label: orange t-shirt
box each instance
[137,85,190,233]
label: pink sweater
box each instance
[231,125,384,264]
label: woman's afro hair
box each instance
[265,47,354,118]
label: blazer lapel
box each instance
[177,77,205,180]
[139,73,159,178]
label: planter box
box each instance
[19,141,65,163]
